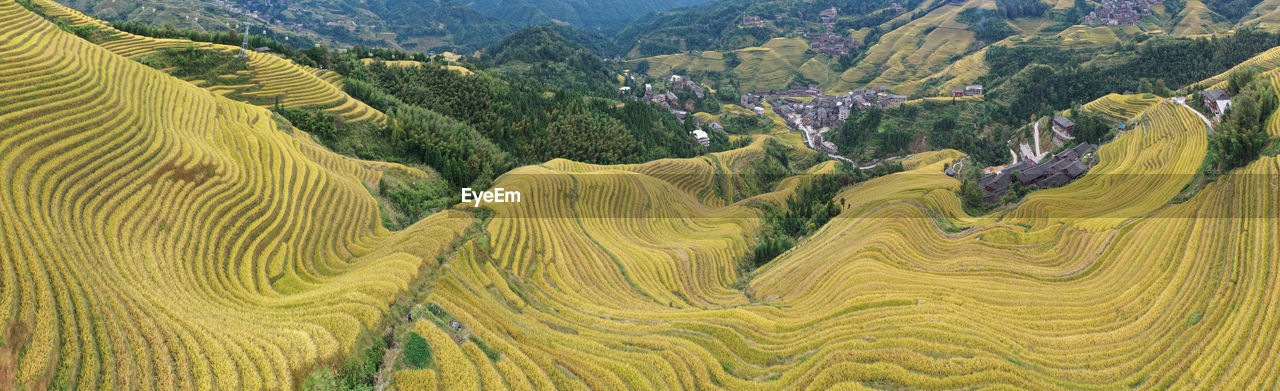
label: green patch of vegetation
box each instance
[750,160,904,269]
[402,332,433,369]
[478,25,621,96]
[469,336,501,362]
[957,8,1019,43]
[276,107,466,230]
[1006,355,1026,367]
[982,28,1280,128]
[1263,138,1280,157]
[138,46,250,85]
[830,100,1013,165]
[337,57,716,181]
[1208,71,1276,172]
[302,331,387,391]
[1188,311,1203,326]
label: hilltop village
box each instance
[620,74,717,146]
[1085,0,1163,25]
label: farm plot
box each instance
[0,2,467,388]
[395,98,1279,389]
[26,0,383,123]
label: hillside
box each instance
[50,0,516,51]
[394,107,1280,387]
[622,0,1280,97]
[24,0,385,123]
[478,25,621,93]
[0,0,472,388]
[463,0,713,31]
[8,0,1280,388]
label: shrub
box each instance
[403,332,434,369]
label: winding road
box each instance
[1172,97,1215,136]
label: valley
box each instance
[3,0,1280,389]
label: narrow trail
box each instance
[1034,121,1044,157]
[1173,98,1214,136]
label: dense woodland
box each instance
[614,0,912,56]
[1207,69,1278,172]
[477,26,622,95]
[984,29,1280,125]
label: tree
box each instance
[836,108,882,148]
[724,52,741,68]
[1227,68,1257,95]
[632,60,650,75]
[1210,121,1268,171]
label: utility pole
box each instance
[239,25,251,58]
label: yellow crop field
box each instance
[399,121,1280,388]
[641,38,832,92]
[0,1,471,388]
[1267,70,1280,137]
[1240,0,1280,29]
[1009,101,1207,230]
[901,47,990,96]
[1198,45,1280,89]
[1081,93,1163,123]
[1172,0,1229,36]
[358,58,474,76]
[27,0,384,123]
[836,4,979,94]
[10,0,1280,389]
[644,50,728,77]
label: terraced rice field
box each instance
[1267,70,1280,137]
[26,0,383,123]
[1240,0,1280,29]
[358,58,475,76]
[9,0,1280,389]
[1198,45,1280,89]
[1081,93,1163,123]
[643,51,728,77]
[1172,0,1229,36]
[392,91,1280,388]
[0,1,468,388]
[835,3,977,93]
[1008,102,1208,230]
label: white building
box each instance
[691,129,711,147]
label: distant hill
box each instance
[479,25,623,93]
[52,0,517,52]
[615,0,903,57]
[462,0,714,31]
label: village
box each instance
[1084,0,1162,25]
[974,86,1233,203]
[737,84,985,156]
[620,74,718,147]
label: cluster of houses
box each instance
[787,8,860,56]
[1084,0,1161,25]
[977,142,1094,203]
[635,75,706,110]
[803,32,861,56]
[891,2,908,13]
[688,115,723,147]
[740,86,907,133]
[743,16,766,26]
[951,85,984,97]
[820,7,839,23]
[625,75,718,147]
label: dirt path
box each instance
[1033,121,1044,157]
[1173,98,1214,136]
